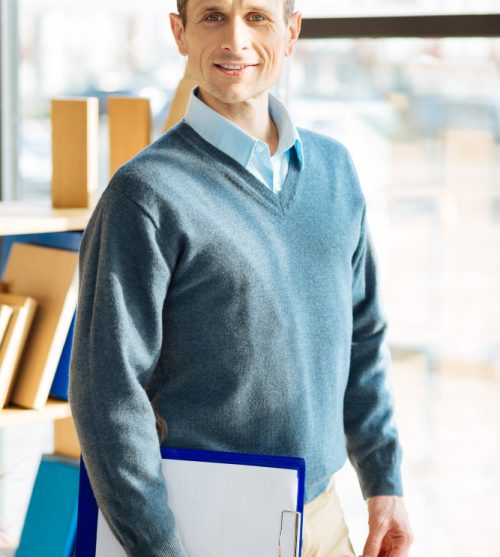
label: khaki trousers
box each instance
[301,475,357,557]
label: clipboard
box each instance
[75,446,306,557]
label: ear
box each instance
[169,12,188,56]
[285,11,302,57]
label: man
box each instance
[69,0,414,556]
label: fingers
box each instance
[388,550,408,557]
[362,529,385,557]
[362,536,411,557]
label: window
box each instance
[286,36,500,370]
[0,0,19,202]
[18,0,184,199]
[285,32,500,555]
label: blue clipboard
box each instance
[76,446,306,557]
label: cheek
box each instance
[268,33,287,62]
[257,36,281,62]
[186,46,204,70]
[185,32,210,63]
[267,41,286,71]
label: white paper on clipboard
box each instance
[95,457,302,557]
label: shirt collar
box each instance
[184,86,304,170]
[268,93,304,167]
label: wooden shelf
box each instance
[0,399,71,427]
[0,199,95,235]
[0,201,85,429]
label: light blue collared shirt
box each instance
[184,87,304,194]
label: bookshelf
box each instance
[0,200,93,427]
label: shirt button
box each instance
[256,144,265,153]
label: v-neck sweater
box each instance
[184,86,304,193]
[69,120,403,557]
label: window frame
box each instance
[0,0,20,202]
[300,14,500,39]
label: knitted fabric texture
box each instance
[69,121,403,557]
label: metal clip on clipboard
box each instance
[279,509,302,557]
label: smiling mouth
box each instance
[214,63,258,74]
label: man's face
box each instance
[170,0,301,108]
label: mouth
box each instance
[213,63,258,76]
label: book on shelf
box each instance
[0,303,14,345]
[15,453,80,557]
[108,96,152,177]
[0,293,38,409]
[0,231,83,277]
[1,242,78,410]
[51,97,99,209]
[1,232,83,406]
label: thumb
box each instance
[362,527,385,557]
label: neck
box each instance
[197,88,279,156]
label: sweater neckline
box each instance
[174,121,303,217]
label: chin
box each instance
[211,83,271,105]
[208,86,250,104]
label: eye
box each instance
[205,13,224,22]
[248,13,266,22]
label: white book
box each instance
[0,293,38,409]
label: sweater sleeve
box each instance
[69,185,188,557]
[343,205,404,500]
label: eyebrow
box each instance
[199,5,222,12]
[245,4,273,11]
[195,3,274,15]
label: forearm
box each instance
[70,376,187,557]
[344,206,403,500]
[344,335,403,499]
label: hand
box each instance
[361,495,414,557]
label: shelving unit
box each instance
[0,199,94,554]
[0,200,93,426]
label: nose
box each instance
[220,16,250,52]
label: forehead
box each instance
[188,0,283,13]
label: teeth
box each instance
[220,64,243,70]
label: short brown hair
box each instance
[176,0,295,26]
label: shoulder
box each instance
[102,122,197,224]
[85,138,185,268]
[298,127,362,189]
[297,127,352,158]
[111,122,191,190]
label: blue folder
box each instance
[15,454,80,557]
[50,311,76,400]
[76,446,306,557]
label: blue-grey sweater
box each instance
[69,121,403,557]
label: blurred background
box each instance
[1,0,500,555]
